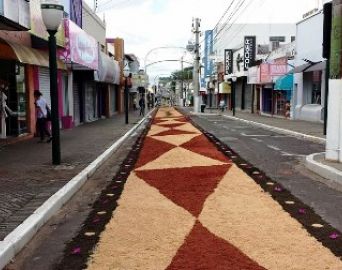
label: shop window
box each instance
[312,71,321,104]
[312,83,321,104]
[271,41,280,51]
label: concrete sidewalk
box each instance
[0,110,149,240]
[222,110,325,139]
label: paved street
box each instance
[6,107,341,270]
[0,110,148,241]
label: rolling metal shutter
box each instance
[235,80,242,110]
[85,82,97,122]
[110,85,116,114]
[245,84,253,111]
[73,80,80,126]
[38,67,51,107]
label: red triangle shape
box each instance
[157,123,186,128]
[167,222,266,270]
[181,135,230,163]
[152,129,198,136]
[135,165,231,217]
[135,137,176,168]
[153,119,169,124]
[173,116,188,122]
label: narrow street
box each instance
[7,107,341,270]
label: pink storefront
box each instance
[58,19,99,126]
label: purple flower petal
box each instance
[274,187,283,192]
[93,217,100,224]
[298,208,306,214]
[329,232,340,240]
[102,199,109,205]
[71,247,81,255]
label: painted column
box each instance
[326,0,342,161]
[68,72,74,120]
[321,69,326,107]
[294,72,304,119]
[26,65,36,134]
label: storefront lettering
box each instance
[244,36,256,71]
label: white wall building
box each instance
[214,23,296,62]
[293,10,326,122]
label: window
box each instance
[311,71,321,104]
[291,36,296,42]
[271,41,280,51]
[270,36,286,42]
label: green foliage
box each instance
[171,66,193,80]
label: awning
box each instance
[95,52,120,84]
[305,61,326,72]
[219,82,231,94]
[274,73,293,91]
[0,39,66,70]
[293,63,312,73]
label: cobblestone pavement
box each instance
[0,110,149,240]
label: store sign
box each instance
[244,36,256,71]
[247,66,260,84]
[61,19,98,70]
[204,30,214,77]
[224,49,233,75]
[96,52,118,84]
[1,0,30,29]
[30,0,65,47]
[259,63,288,83]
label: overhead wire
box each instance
[224,0,266,48]
[213,0,248,42]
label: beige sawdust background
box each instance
[199,164,342,270]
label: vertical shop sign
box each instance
[204,30,214,77]
[224,49,233,75]
[244,36,256,71]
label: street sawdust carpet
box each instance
[62,107,342,270]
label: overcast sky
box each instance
[84,0,322,79]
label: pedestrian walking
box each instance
[133,97,138,110]
[139,96,145,116]
[34,90,52,143]
[219,99,225,112]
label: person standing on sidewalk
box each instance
[139,96,145,116]
[34,90,52,143]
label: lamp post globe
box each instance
[41,0,64,165]
[41,1,64,31]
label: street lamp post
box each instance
[231,76,237,116]
[41,1,64,165]
[123,70,131,124]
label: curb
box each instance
[0,110,155,270]
[305,152,342,192]
[222,115,326,144]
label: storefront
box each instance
[259,62,288,115]
[59,19,99,126]
[274,73,293,116]
[218,82,231,109]
[0,38,66,138]
[95,51,120,118]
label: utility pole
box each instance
[193,18,201,113]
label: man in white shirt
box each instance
[34,90,52,143]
